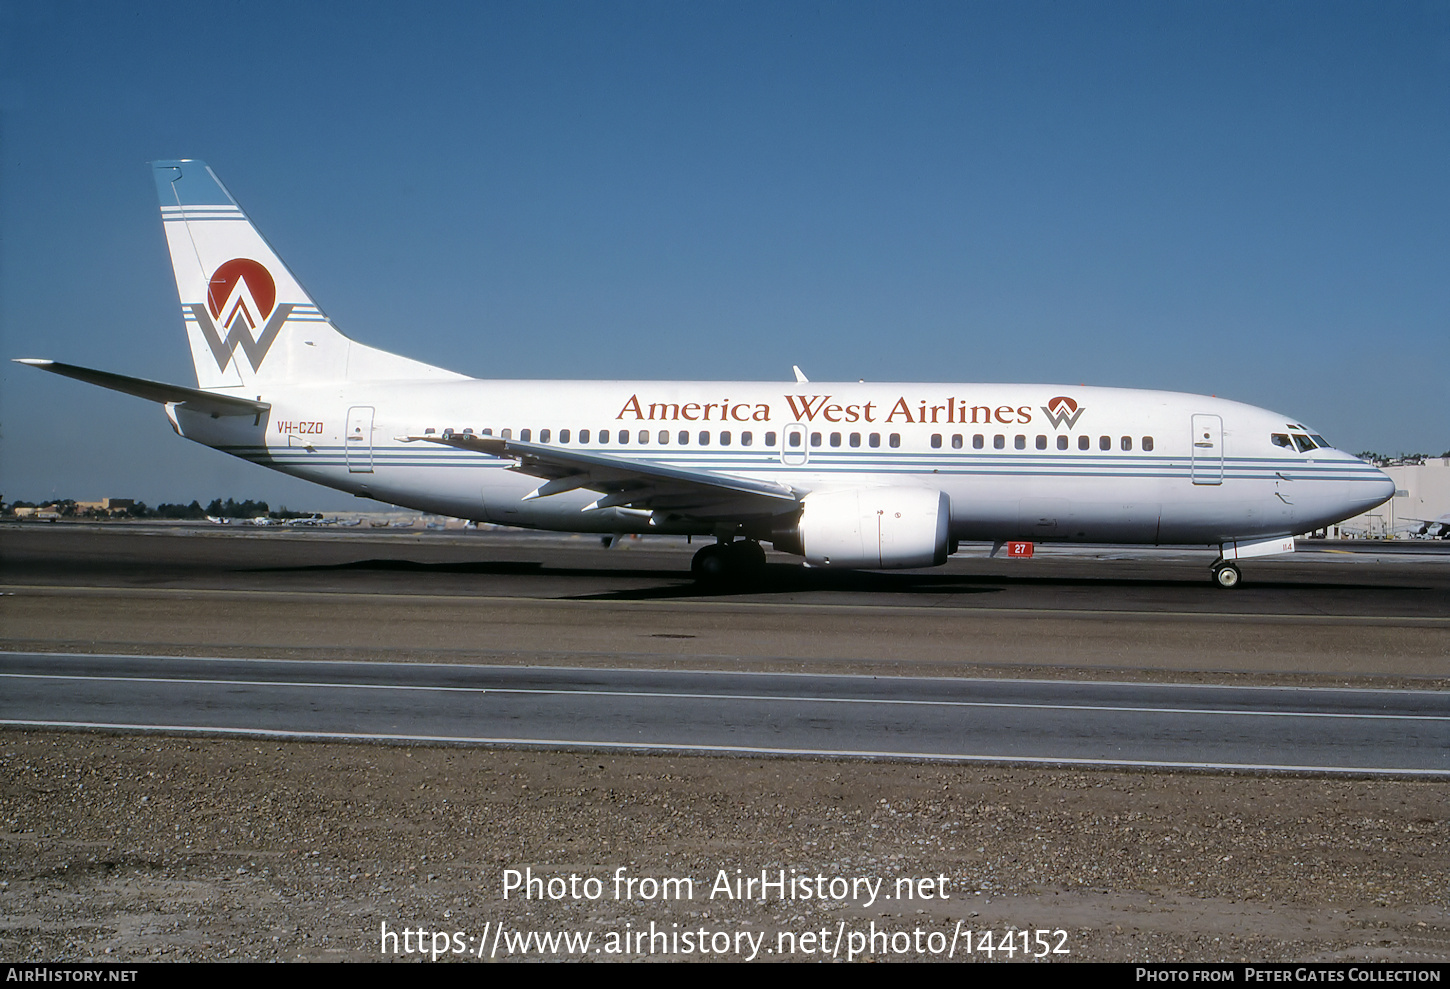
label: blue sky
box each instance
[2,1,1447,507]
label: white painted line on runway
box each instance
[0,673,489,694]
[4,583,1447,623]
[5,671,1445,721]
[4,650,1445,696]
[2,718,1445,777]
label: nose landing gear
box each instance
[1210,560,1242,589]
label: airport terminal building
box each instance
[1333,457,1450,538]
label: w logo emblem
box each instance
[191,258,293,372]
[1041,395,1085,430]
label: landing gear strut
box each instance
[691,539,767,584]
[1210,560,1242,589]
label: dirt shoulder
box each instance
[2,730,1446,962]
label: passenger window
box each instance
[889,434,901,448]
[601,429,611,444]
[699,431,710,445]
[1078,435,1089,450]
[520,429,531,442]
[1057,435,1068,450]
[540,429,550,443]
[952,434,963,449]
[869,433,881,448]
[560,429,570,444]
[831,432,842,447]
[720,431,731,446]
[973,434,984,449]
[1121,436,1132,451]
[931,434,942,449]
[618,430,628,444]
[742,432,753,446]
[765,432,777,446]
[811,432,822,447]
[578,429,588,443]
[678,430,689,445]
[638,430,649,444]
[501,428,512,440]
[1271,434,1292,448]
[480,428,492,436]
[1142,436,1153,452]
[850,432,861,447]
[993,434,1005,450]
[658,430,669,444]
[1035,435,1046,450]
[788,431,802,448]
[1014,435,1025,450]
[1099,435,1110,451]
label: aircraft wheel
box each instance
[1211,562,1242,589]
[691,543,731,582]
[727,539,767,576]
[692,541,766,584]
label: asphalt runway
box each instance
[2,524,1447,772]
[3,652,1446,774]
[3,524,1447,679]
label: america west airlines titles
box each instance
[614,394,1054,426]
[275,393,1071,440]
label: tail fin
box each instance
[151,160,464,390]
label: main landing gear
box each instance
[1210,559,1242,589]
[691,539,767,584]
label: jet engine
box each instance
[773,487,951,569]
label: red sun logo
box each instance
[207,258,276,326]
[1041,395,1085,429]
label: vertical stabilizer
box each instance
[152,160,464,390]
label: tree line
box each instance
[3,497,317,520]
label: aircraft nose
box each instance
[1371,468,1396,506]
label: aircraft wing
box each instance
[401,433,800,521]
[15,359,270,417]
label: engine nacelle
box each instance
[775,487,951,569]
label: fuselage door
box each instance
[1190,413,1223,485]
[782,423,808,466]
[346,406,375,473]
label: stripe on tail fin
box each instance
[151,160,465,390]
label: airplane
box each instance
[1403,513,1450,539]
[17,161,1397,588]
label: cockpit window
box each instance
[1272,433,1292,448]
[1310,434,1329,448]
[1292,434,1316,452]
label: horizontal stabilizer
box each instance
[14,359,270,417]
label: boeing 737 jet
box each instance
[18,161,1396,587]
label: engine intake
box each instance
[773,487,951,569]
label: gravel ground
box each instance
[2,730,1447,963]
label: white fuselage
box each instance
[173,378,1394,546]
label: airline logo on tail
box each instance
[1041,395,1085,429]
[191,258,293,372]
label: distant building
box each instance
[1332,458,1450,538]
[73,498,137,516]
